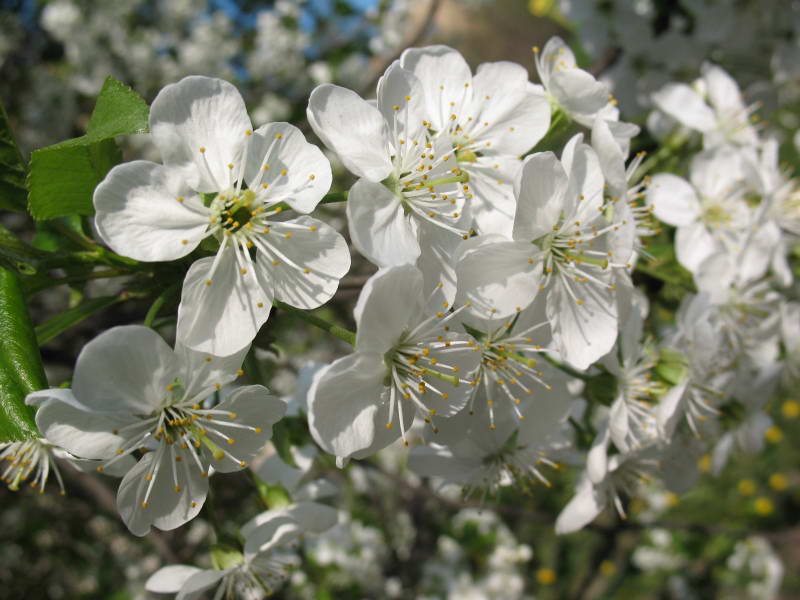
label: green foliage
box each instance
[28,77,148,220]
[0,101,27,211]
[0,265,47,441]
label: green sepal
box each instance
[584,370,617,407]
[210,544,245,571]
[655,347,689,386]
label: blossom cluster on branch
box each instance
[0,26,797,599]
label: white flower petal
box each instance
[347,178,420,267]
[675,221,718,274]
[470,65,550,155]
[656,378,689,441]
[146,565,203,594]
[464,155,521,237]
[175,344,249,399]
[591,118,627,199]
[547,272,618,370]
[355,265,423,354]
[400,45,473,131]
[307,353,387,459]
[555,475,606,534]
[210,385,285,473]
[306,84,392,181]
[550,68,609,117]
[244,122,332,214]
[513,152,568,241]
[73,325,177,415]
[284,501,339,534]
[150,76,252,193]
[243,514,302,559]
[416,222,462,308]
[255,216,350,310]
[408,445,481,484]
[647,173,701,227]
[116,450,207,537]
[94,161,210,262]
[176,570,229,600]
[652,83,715,133]
[176,246,272,356]
[456,237,541,318]
[376,61,426,140]
[35,395,132,460]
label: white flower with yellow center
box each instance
[94,76,350,356]
[647,145,751,275]
[29,325,285,536]
[398,45,551,237]
[410,361,573,498]
[307,63,471,296]
[146,502,337,600]
[652,63,759,148]
[457,135,631,370]
[307,265,481,463]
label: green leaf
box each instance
[28,138,121,220]
[0,265,47,441]
[84,76,149,141]
[28,76,148,220]
[0,100,27,212]
[35,294,122,345]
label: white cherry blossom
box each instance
[307,63,471,296]
[409,364,573,497]
[456,135,632,369]
[146,502,337,599]
[29,325,285,536]
[399,45,551,236]
[94,76,350,356]
[646,146,751,274]
[652,63,758,148]
[307,265,481,462]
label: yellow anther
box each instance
[205,280,212,286]
[199,147,206,153]
[275,133,283,139]
[284,232,293,239]
[236,369,245,376]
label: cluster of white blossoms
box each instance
[9,35,798,597]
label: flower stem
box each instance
[320,191,348,205]
[144,282,180,328]
[542,352,592,381]
[632,130,690,182]
[274,300,356,346]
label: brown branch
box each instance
[358,0,443,98]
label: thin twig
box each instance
[58,459,179,563]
